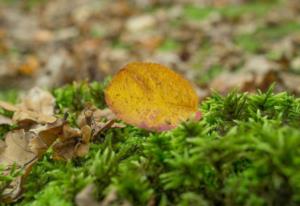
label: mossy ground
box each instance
[1,82,300,206]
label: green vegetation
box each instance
[235,22,300,53]
[159,39,181,52]
[1,83,300,205]
[183,1,277,20]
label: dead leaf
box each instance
[33,29,54,43]
[13,110,57,128]
[77,106,122,139]
[0,130,36,166]
[1,174,22,203]
[19,87,55,116]
[75,184,99,206]
[0,101,18,112]
[280,72,300,94]
[52,124,91,160]
[61,124,81,141]
[29,119,66,156]
[93,108,116,122]
[105,62,199,132]
[126,15,156,32]
[92,120,116,138]
[0,140,5,150]
[76,186,131,206]
[210,72,254,94]
[0,130,38,202]
[0,88,57,127]
[77,105,117,128]
[18,56,40,76]
[0,115,12,125]
[81,125,91,143]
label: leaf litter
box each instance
[0,0,300,96]
[0,87,119,202]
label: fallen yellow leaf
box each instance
[105,62,199,131]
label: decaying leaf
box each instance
[105,62,199,132]
[76,185,131,206]
[29,119,66,156]
[52,124,91,160]
[93,108,117,122]
[0,88,57,126]
[19,87,55,116]
[75,184,99,206]
[280,72,300,93]
[0,101,18,112]
[0,115,12,125]
[77,105,124,138]
[14,87,56,126]
[0,129,38,203]
[0,88,61,202]
[18,56,40,76]
[13,110,57,128]
[0,86,125,201]
[0,130,36,167]
[1,173,23,203]
[210,72,254,94]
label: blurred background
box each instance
[0,0,299,98]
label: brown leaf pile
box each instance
[1,0,299,97]
[0,88,118,203]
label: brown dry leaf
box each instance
[77,105,116,128]
[92,120,125,138]
[280,72,300,93]
[0,115,12,125]
[93,108,116,122]
[13,110,57,128]
[52,138,80,160]
[33,29,54,43]
[0,130,36,166]
[105,62,199,132]
[0,101,18,112]
[77,106,122,139]
[76,106,96,129]
[61,124,81,141]
[19,87,55,116]
[210,72,254,94]
[76,186,131,206]
[29,119,66,156]
[0,140,5,150]
[75,184,99,206]
[0,88,57,126]
[0,89,61,202]
[18,56,40,76]
[210,56,282,94]
[1,175,23,203]
[0,129,37,203]
[52,124,91,160]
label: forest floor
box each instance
[1,0,300,205]
[0,0,300,95]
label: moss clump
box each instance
[1,83,300,206]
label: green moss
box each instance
[1,83,300,205]
[52,81,107,126]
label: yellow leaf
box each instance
[105,62,199,131]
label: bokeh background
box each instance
[0,0,299,97]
